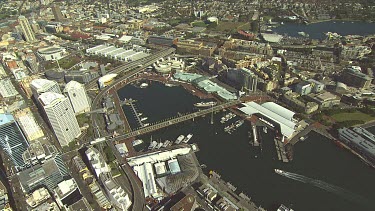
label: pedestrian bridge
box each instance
[89,100,242,144]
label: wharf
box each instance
[110,89,132,133]
[250,123,260,147]
[289,122,334,145]
[274,139,289,162]
[198,171,263,211]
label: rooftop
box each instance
[30,79,56,90]
[64,80,84,92]
[239,102,296,138]
[39,92,65,106]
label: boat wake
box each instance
[275,169,372,206]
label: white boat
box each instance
[194,101,217,108]
[165,83,176,87]
[298,31,309,37]
[140,117,148,121]
[140,83,148,88]
[148,141,158,150]
[235,120,244,128]
[263,126,268,134]
[143,123,150,127]
[175,135,185,144]
[137,113,143,116]
[162,140,171,148]
[183,133,193,143]
[132,139,143,146]
[274,169,284,174]
[155,142,163,149]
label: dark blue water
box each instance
[273,21,375,40]
[117,81,375,211]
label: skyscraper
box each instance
[30,78,61,100]
[0,113,29,171]
[64,81,90,114]
[18,16,36,43]
[39,92,81,147]
[51,4,64,22]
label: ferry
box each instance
[175,135,185,144]
[148,141,158,150]
[194,101,217,108]
[274,169,285,175]
[140,83,149,88]
[183,133,193,143]
[140,117,148,121]
[132,139,143,146]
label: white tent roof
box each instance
[239,102,296,138]
[261,102,295,121]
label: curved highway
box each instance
[89,47,175,211]
[85,48,176,90]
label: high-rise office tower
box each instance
[30,78,61,100]
[51,4,64,22]
[0,113,29,171]
[18,16,36,43]
[39,92,81,147]
[64,81,90,114]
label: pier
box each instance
[251,124,260,147]
[126,99,144,127]
[274,139,289,163]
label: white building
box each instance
[30,78,61,99]
[0,78,19,98]
[39,92,81,146]
[15,108,44,141]
[98,74,117,89]
[26,187,51,208]
[85,147,110,177]
[133,163,157,198]
[37,46,66,61]
[18,15,36,42]
[54,178,79,208]
[64,81,90,114]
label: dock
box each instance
[127,100,144,127]
[274,138,289,163]
[251,124,260,147]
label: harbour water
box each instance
[118,81,375,211]
[273,21,375,40]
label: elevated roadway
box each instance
[85,48,175,90]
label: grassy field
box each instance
[212,21,250,32]
[331,111,374,122]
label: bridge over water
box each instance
[90,99,242,144]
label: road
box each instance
[89,48,176,211]
[85,48,175,90]
[106,140,145,211]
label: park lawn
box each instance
[331,111,374,123]
[212,21,249,32]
